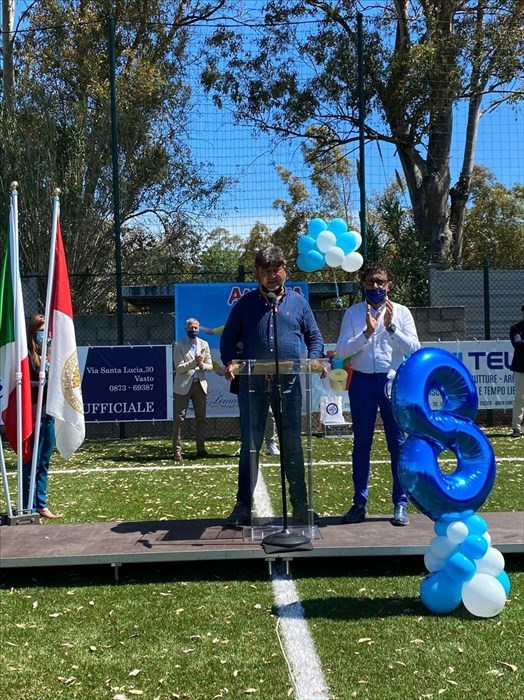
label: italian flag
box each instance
[0,193,33,462]
[46,213,85,458]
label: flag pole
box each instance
[9,183,25,509]
[27,190,60,511]
[0,434,13,518]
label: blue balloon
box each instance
[446,552,477,583]
[296,250,325,272]
[391,348,496,521]
[463,513,488,536]
[308,218,327,238]
[327,218,348,236]
[496,570,511,596]
[420,571,463,614]
[336,231,359,254]
[460,534,489,560]
[297,234,318,254]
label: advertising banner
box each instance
[323,340,516,413]
[78,345,172,422]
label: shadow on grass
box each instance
[278,595,425,620]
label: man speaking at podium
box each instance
[220,245,325,527]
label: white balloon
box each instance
[324,246,345,268]
[424,550,446,572]
[316,230,337,253]
[429,535,456,560]
[447,521,469,544]
[348,230,362,249]
[341,251,364,273]
[483,531,492,547]
[475,547,505,576]
[462,573,506,618]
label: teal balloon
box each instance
[463,514,488,536]
[460,534,489,560]
[446,552,476,583]
[297,235,317,254]
[496,570,511,595]
[296,250,325,272]
[336,231,359,254]
[327,218,348,236]
[420,571,463,614]
[308,218,327,238]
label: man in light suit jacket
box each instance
[173,318,213,460]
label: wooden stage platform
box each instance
[1,512,522,577]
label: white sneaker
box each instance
[265,442,280,456]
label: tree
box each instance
[1,0,229,311]
[199,227,245,280]
[202,0,524,265]
[367,183,430,306]
[461,166,524,269]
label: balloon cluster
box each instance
[296,218,363,273]
[391,347,510,618]
[422,513,510,617]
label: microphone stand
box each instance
[262,292,311,548]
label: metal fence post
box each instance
[483,259,493,426]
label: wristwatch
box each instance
[386,324,396,334]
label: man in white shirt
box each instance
[173,318,213,460]
[336,263,420,525]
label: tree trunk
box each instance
[449,88,483,267]
[2,0,15,111]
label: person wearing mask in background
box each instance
[173,317,213,460]
[220,245,326,527]
[509,304,524,438]
[22,313,61,519]
[336,262,420,526]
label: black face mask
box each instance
[261,283,283,296]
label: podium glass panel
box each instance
[231,358,321,541]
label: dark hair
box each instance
[27,313,45,369]
[254,245,286,270]
[359,262,393,284]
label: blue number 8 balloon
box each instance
[391,348,496,521]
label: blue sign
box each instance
[79,345,173,422]
[174,281,309,347]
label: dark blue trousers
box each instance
[348,371,407,508]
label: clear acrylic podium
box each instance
[231,358,322,542]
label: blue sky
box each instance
[11,1,523,241]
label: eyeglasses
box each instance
[364,277,389,288]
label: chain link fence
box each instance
[19,262,523,442]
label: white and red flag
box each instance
[46,199,85,458]
[0,187,33,463]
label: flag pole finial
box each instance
[10,181,19,190]
[53,187,61,196]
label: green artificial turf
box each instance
[1,430,522,699]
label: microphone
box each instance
[267,292,278,310]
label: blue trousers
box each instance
[236,374,308,510]
[348,371,407,508]
[22,415,56,512]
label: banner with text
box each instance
[323,340,516,413]
[78,345,173,422]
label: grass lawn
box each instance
[1,430,522,699]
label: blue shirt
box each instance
[220,287,324,364]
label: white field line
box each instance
[5,455,520,477]
[253,476,330,700]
